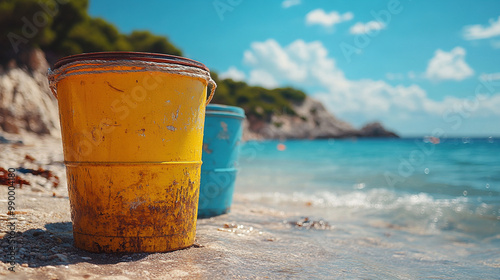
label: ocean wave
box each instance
[243,189,469,209]
[240,189,500,237]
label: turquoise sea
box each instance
[234,137,500,278]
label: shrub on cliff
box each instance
[212,73,306,120]
[0,0,181,63]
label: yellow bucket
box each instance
[48,52,216,253]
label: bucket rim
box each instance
[206,104,245,117]
[52,51,209,72]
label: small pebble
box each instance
[32,229,45,237]
[81,256,92,260]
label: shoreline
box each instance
[3,182,499,279]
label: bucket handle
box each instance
[47,68,57,98]
[206,78,217,107]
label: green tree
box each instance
[126,31,181,56]
[46,0,89,55]
[212,74,307,120]
[0,0,181,63]
[0,0,56,62]
[55,17,128,55]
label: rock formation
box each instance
[358,122,399,138]
[0,49,60,137]
[242,96,399,140]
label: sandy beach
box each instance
[1,135,500,279]
[0,135,332,279]
[0,183,298,280]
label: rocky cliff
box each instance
[0,50,398,140]
[242,96,398,140]
[0,49,60,138]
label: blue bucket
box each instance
[198,104,245,218]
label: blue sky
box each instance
[89,0,500,136]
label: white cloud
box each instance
[305,9,353,28]
[220,66,246,81]
[425,47,474,81]
[282,0,301,8]
[241,39,500,128]
[463,16,500,40]
[480,72,500,81]
[349,21,386,34]
[248,69,279,89]
[243,39,310,83]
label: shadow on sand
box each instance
[1,222,157,268]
